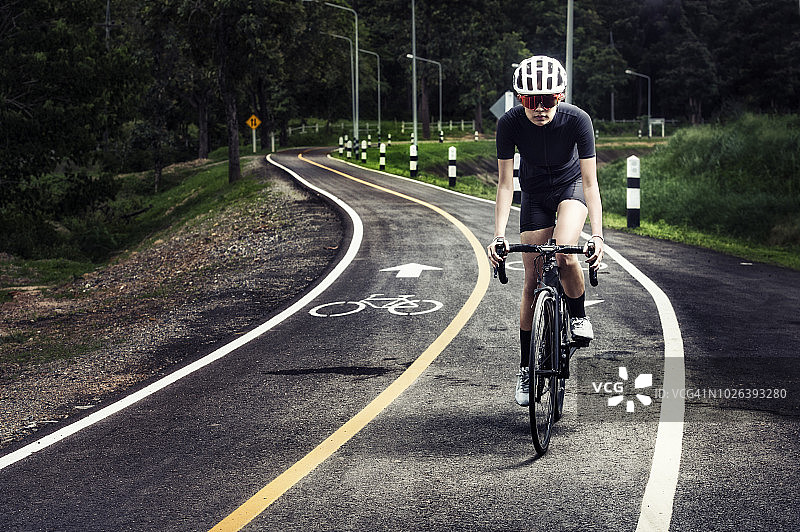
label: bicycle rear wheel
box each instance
[529,290,557,455]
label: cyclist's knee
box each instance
[557,253,579,269]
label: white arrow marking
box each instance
[585,299,604,307]
[380,263,442,278]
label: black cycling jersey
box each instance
[496,103,595,193]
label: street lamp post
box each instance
[326,33,355,140]
[406,53,442,132]
[411,0,417,145]
[625,69,651,136]
[566,0,573,103]
[305,0,359,141]
[360,49,381,135]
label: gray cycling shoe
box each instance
[570,317,594,341]
[515,367,530,407]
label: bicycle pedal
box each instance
[571,338,591,348]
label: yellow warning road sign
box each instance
[247,115,261,130]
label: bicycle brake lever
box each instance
[586,241,599,287]
[495,242,509,284]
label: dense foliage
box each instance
[1,0,799,261]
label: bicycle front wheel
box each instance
[530,290,557,455]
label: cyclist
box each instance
[486,55,604,407]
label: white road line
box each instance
[602,245,685,532]
[0,154,364,472]
[333,153,686,531]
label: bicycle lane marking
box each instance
[209,150,490,531]
[329,154,686,532]
[0,155,364,473]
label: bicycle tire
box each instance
[529,290,556,455]
[388,299,443,316]
[308,301,365,317]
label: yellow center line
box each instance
[210,150,490,531]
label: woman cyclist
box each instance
[487,55,604,407]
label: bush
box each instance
[598,113,800,246]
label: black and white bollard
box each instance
[411,131,415,144]
[379,143,386,171]
[338,136,344,155]
[410,144,418,178]
[439,130,444,143]
[361,140,367,162]
[448,146,457,187]
[474,130,479,142]
[346,139,352,159]
[387,133,392,147]
[513,153,521,204]
[367,134,372,149]
[627,155,640,228]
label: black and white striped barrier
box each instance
[513,153,521,204]
[379,143,386,171]
[627,155,640,228]
[448,146,457,187]
[361,140,367,162]
[346,140,352,159]
[410,144,418,178]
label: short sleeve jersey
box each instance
[496,103,595,193]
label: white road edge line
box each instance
[0,154,364,472]
[332,153,686,531]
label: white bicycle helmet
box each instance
[513,55,567,95]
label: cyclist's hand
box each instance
[487,236,509,268]
[584,236,604,270]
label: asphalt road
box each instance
[1,148,797,531]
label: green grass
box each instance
[0,154,274,290]
[331,116,800,271]
[333,139,499,200]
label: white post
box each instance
[361,140,367,162]
[448,145,457,186]
[627,155,641,228]
[379,143,386,171]
[252,128,257,153]
[409,144,418,178]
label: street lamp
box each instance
[304,0,359,141]
[406,53,442,132]
[625,68,651,136]
[411,0,417,145]
[325,33,355,140]
[360,49,381,135]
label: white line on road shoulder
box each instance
[0,154,364,472]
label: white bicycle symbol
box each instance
[309,293,443,317]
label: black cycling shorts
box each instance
[519,179,586,232]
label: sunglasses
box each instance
[518,93,562,110]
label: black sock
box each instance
[565,293,586,318]
[520,329,531,368]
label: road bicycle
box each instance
[495,239,598,455]
[309,293,443,317]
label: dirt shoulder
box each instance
[0,158,344,450]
